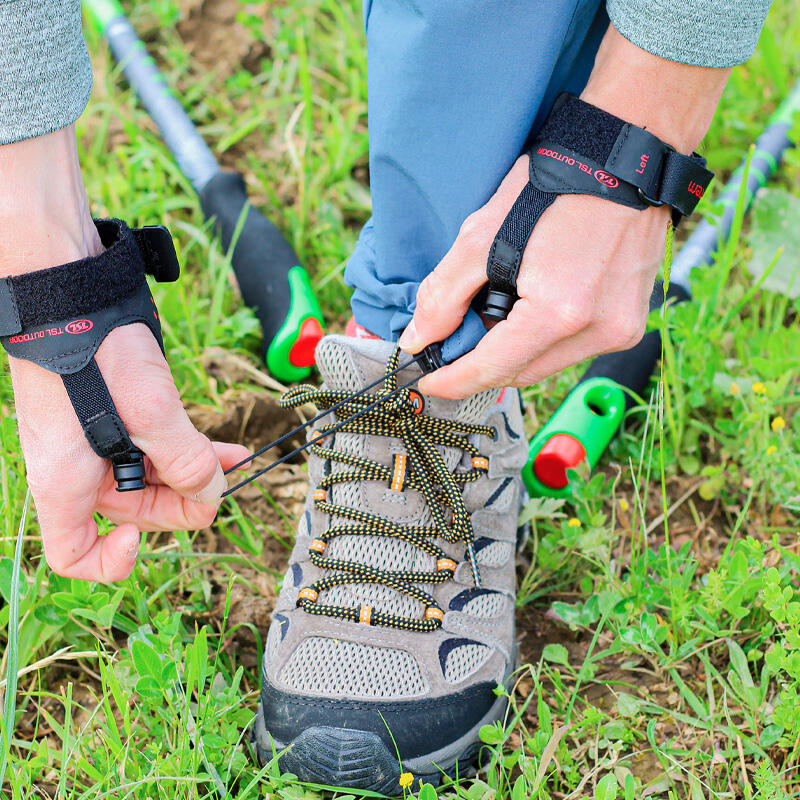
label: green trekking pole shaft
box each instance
[82,0,324,383]
[525,78,800,499]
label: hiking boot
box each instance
[252,335,528,794]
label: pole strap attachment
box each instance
[0,218,180,492]
[484,93,714,322]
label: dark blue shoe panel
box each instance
[258,678,497,761]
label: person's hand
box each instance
[9,325,249,582]
[399,23,731,399]
[400,156,670,398]
[2,126,249,582]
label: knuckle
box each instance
[604,311,647,351]
[122,373,180,432]
[458,213,488,252]
[416,271,447,316]
[160,436,218,494]
[42,541,72,577]
[553,299,593,337]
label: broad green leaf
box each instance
[595,773,618,800]
[616,693,643,718]
[542,643,569,666]
[727,638,755,688]
[0,557,27,602]
[518,496,566,525]
[419,784,438,800]
[511,776,527,800]
[478,722,505,745]
[130,640,162,681]
[747,188,800,297]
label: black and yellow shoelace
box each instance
[280,348,496,633]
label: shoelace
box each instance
[280,348,497,633]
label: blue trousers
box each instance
[345,0,609,361]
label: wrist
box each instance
[580,24,731,153]
[0,126,102,277]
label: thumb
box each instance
[399,155,530,354]
[132,398,227,504]
[398,225,487,354]
[98,326,228,504]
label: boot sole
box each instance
[251,686,508,795]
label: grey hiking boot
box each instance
[252,335,528,793]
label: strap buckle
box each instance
[636,142,676,208]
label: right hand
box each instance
[2,126,249,583]
[9,324,250,583]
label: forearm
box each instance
[0,126,102,277]
[580,24,731,155]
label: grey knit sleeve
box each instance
[607,0,773,67]
[0,0,92,145]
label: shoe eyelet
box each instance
[298,587,319,603]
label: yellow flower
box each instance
[772,416,786,432]
[619,498,630,512]
[766,445,778,456]
[399,772,414,790]
[567,517,581,528]
[752,382,766,395]
[729,382,740,396]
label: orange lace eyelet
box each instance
[407,389,425,414]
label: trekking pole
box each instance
[82,0,325,383]
[524,78,800,498]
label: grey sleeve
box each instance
[607,0,773,67]
[0,0,92,145]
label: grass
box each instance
[1,0,799,797]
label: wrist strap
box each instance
[484,94,714,321]
[0,219,179,491]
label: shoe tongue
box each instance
[314,334,500,423]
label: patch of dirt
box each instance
[177,0,271,76]
[187,387,312,664]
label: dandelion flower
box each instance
[772,416,786,432]
[568,517,581,528]
[399,772,414,790]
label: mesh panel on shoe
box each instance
[476,541,513,567]
[444,643,490,683]
[462,592,507,618]
[455,389,501,424]
[280,637,428,698]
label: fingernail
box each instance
[194,465,227,505]
[398,320,418,352]
[126,536,140,559]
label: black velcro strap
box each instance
[531,94,713,222]
[483,94,714,320]
[0,218,178,492]
[61,359,136,459]
[0,219,178,337]
[486,184,557,295]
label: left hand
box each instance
[398,22,731,400]
[398,154,671,399]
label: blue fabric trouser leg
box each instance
[345,0,609,361]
